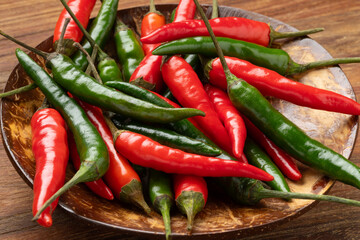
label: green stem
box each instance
[158,197,172,240]
[57,18,71,54]
[270,26,324,44]
[149,0,156,13]
[0,30,48,59]
[85,45,98,75]
[288,57,360,75]
[119,179,152,214]
[192,0,235,85]
[0,83,37,98]
[258,188,360,207]
[73,42,102,83]
[211,0,218,19]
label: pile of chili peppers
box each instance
[3,0,360,238]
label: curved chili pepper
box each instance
[71,0,119,71]
[148,169,173,240]
[129,54,164,92]
[31,107,68,227]
[205,56,360,115]
[114,130,273,180]
[244,138,291,193]
[161,56,232,154]
[74,98,150,213]
[114,18,145,82]
[68,131,114,200]
[15,49,109,221]
[192,0,360,190]
[205,84,246,160]
[60,0,124,83]
[53,0,96,56]
[173,174,208,233]
[112,118,221,156]
[173,0,196,22]
[140,0,166,55]
[243,115,302,181]
[141,17,323,47]
[152,36,360,76]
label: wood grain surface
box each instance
[1,0,360,239]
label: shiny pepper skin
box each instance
[31,108,69,227]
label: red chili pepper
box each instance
[140,0,166,54]
[141,17,269,46]
[173,174,208,232]
[130,54,164,92]
[68,132,114,200]
[207,56,360,115]
[53,0,96,44]
[205,84,247,161]
[242,116,302,181]
[74,98,150,212]
[31,108,69,227]
[161,56,232,154]
[132,0,166,92]
[173,0,196,22]
[114,130,274,180]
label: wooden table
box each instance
[1,0,360,239]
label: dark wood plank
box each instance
[0,0,359,239]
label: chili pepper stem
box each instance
[211,0,218,19]
[192,0,236,86]
[0,82,37,98]
[149,0,156,13]
[288,57,360,75]
[57,18,71,54]
[176,191,205,233]
[85,44,98,75]
[119,179,152,214]
[32,169,90,221]
[73,42,102,83]
[269,27,324,46]
[0,30,49,59]
[158,197,172,240]
[257,187,360,207]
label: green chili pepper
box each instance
[112,118,221,156]
[60,0,123,83]
[15,49,109,220]
[71,0,119,71]
[114,18,145,82]
[244,138,290,193]
[148,169,173,240]
[152,36,360,76]
[97,58,123,83]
